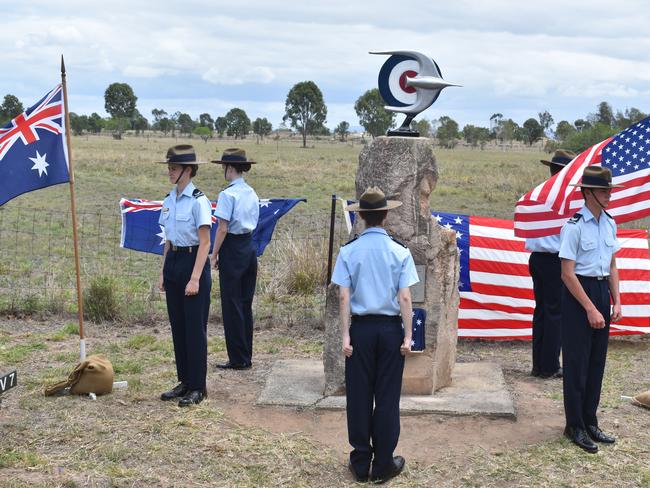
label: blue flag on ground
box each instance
[120,198,306,257]
[0,85,70,206]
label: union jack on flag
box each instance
[0,85,69,206]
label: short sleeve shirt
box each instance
[215,177,260,234]
[331,227,420,315]
[158,181,212,247]
[559,206,620,277]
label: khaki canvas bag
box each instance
[45,354,114,396]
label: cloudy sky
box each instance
[3,0,649,130]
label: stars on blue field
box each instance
[433,211,471,292]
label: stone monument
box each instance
[323,136,460,395]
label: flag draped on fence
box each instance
[120,198,305,257]
[434,211,650,339]
[0,85,70,206]
[514,116,650,238]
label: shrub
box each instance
[83,275,120,322]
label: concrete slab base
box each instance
[257,359,515,418]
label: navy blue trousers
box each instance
[561,276,610,429]
[218,233,257,366]
[345,316,404,480]
[529,252,562,375]
[163,249,211,391]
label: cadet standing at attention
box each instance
[331,187,419,484]
[210,148,260,370]
[525,149,576,379]
[157,145,212,407]
[559,166,623,453]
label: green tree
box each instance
[462,124,490,148]
[69,113,88,136]
[522,118,544,145]
[435,116,460,148]
[334,121,350,142]
[177,113,195,136]
[130,110,149,135]
[538,110,554,136]
[415,119,432,137]
[193,126,213,143]
[354,88,395,138]
[555,120,576,142]
[252,117,273,141]
[615,107,647,130]
[595,101,614,127]
[199,113,214,130]
[87,113,104,134]
[489,113,503,140]
[151,108,167,131]
[158,117,173,135]
[501,119,520,143]
[562,123,617,153]
[214,116,227,137]
[0,94,24,125]
[104,82,137,138]
[574,119,592,132]
[224,108,251,139]
[283,81,327,148]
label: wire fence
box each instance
[0,200,352,326]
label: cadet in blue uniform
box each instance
[157,145,213,407]
[210,148,259,370]
[559,166,623,453]
[331,187,419,484]
[525,149,576,378]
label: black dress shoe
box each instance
[348,461,369,483]
[530,368,540,377]
[160,383,187,401]
[587,425,616,444]
[564,426,598,453]
[371,456,405,484]
[215,361,251,370]
[178,389,206,407]
[539,367,563,379]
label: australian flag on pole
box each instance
[120,198,306,257]
[0,85,69,206]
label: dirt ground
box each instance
[1,317,649,487]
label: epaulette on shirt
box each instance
[343,235,358,246]
[389,235,408,248]
[568,213,582,224]
[192,188,205,198]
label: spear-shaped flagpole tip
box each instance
[61,55,66,76]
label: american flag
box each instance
[120,197,305,257]
[434,211,650,339]
[0,85,69,206]
[514,116,650,238]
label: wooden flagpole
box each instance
[60,55,86,361]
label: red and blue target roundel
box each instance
[378,54,442,107]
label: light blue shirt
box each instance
[559,206,620,277]
[331,227,420,315]
[525,234,560,253]
[159,181,212,247]
[215,177,259,234]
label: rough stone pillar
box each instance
[323,136,460,395]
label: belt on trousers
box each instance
[577,274,609,281]
[351,314,401,323]
[532,251,559,256]
[227,232,252,238]
[170,244,198,253]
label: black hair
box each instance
[189,164,198,178]
[359,210,388,227]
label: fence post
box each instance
[326,194,337,286]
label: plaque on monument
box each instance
[411,265,426,303]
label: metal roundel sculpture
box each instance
[371,50,460,137]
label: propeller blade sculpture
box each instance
[370,50,460,136]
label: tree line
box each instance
[1,82,646,153]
